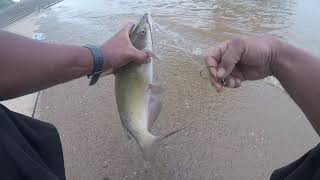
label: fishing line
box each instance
[199,46,228,86]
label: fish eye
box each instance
[141,28,146,35]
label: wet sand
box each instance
[5,0,320,179]
[36,71,319,180]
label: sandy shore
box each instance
[35,71,319,180]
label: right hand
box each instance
[205,36,280,92]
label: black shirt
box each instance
[0,104,65,180]
[271,143,320,180]
[0,104,319,180]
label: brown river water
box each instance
[6,0,320,179]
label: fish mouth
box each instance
[144,13,154,46]
[143,13,152,27]
[141,13,153,36]
[131,13,151,33]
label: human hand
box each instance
[205,36,280,92]
[100,23,149,70]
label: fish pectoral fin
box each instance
[148,83,164,95]
[148,95,162,131]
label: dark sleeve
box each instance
[0,104,66,180]
[271,143,320,180]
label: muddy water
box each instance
[27,0,320,179]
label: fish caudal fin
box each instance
[138,128,186,161]
[138,134,161,161]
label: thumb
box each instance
[217,53,237,79]
[130,47,149,64]
[217,38,244,79]
[123,23,135,33]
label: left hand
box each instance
[100,23,149,70]
[205,36,278,92]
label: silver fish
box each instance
[114,13,163,161]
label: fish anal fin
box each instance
[148,95,162,131]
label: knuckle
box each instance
[229,37,246,55]
[134,59,143,63]
[221,57,234,67]
[230,37,244,46]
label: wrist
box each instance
[99,47,112,71]
[270,39,291,78]
[77,46,94,76]
[82,45,105,85]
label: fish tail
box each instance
[138,133,161,161]
[138,128,186,161]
